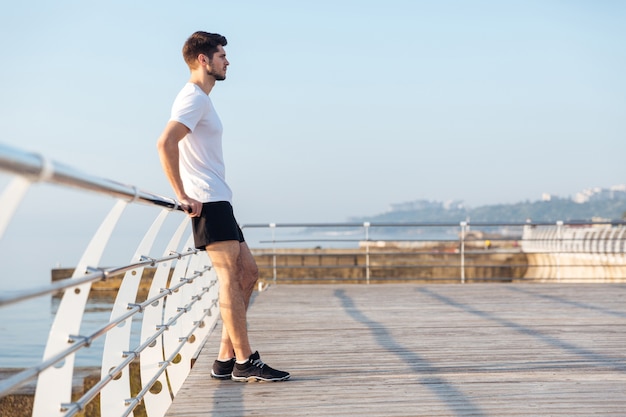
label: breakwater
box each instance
[51,247,529,290]
[50,244,626,288]
[1,363,145,417]
[252,246,528,284]
[521,224,626,282]
[51,267,167,294]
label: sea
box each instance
[0,293,144,369]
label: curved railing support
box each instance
[140,216,190,417]
[99,208,170,416]
[0,176,31,239]
[33,200,128,417]
[161,236,217,397]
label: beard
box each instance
[207,68,226,81]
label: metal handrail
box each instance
[0,142,182,210]
[242,220,626,229]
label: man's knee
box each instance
[244,263,259,288]
[244,258,258,278]
[238,244,259,287]
[236,256,258,293]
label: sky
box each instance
[0,0,625,226]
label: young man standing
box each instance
[157,31,290,382]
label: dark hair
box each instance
[182,31,228,68]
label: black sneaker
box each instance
[231,351,290,382]
[211,358,236,379]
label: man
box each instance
[157,31,289,382]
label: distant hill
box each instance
[350,185,626,224]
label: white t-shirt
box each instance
[169,83,233,203]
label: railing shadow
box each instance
[417,287,626,373]
[505,285,626,319]
[333,288,487,417]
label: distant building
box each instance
[573,185,626,204]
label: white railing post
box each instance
[460,221,467,284]
[270,223,277,284]
[556,220,563,281]
[33,200,128,417]
[161,235,196,397]
[0,176,31,240]
[99,208,169,416]
[364,222,371,284]
[140,216,190,417]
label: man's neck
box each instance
[189,71,216,95]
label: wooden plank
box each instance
[165,284,626,416]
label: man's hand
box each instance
[180,197,202,217]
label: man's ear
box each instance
[198,54,210,65]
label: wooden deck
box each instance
[165,283,626,416]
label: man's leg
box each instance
[206,240,253,362]
[208,240,290,382]
[214,242,258,360]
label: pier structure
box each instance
[1,142,625,417]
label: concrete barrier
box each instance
[521,224,626,282]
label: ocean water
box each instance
[0,294,142,369]
[242,224,465,249]
[0,193,181,369]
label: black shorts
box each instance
[192,201,245,250]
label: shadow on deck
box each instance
[166,283,626,417]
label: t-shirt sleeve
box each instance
[170,88,205,132]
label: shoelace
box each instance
[251,357,265,368]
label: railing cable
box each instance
[0,249,198,308]
[61,271,216,417]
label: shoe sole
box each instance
[231,375,291,383]
[211,372,233,380]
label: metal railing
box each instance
[242,220,626,284]
[0,143,220,417]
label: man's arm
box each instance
[156,121,202,217]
